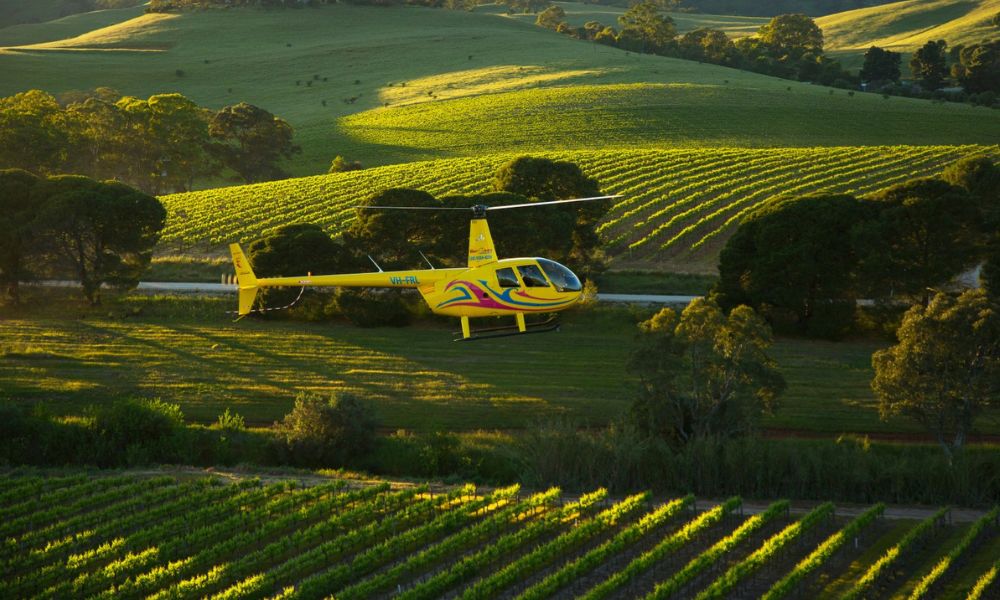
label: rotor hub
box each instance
[471,204,488,219]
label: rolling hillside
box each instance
[1,4,998,173]
[819,0,1000,53]
[161,145,998,272]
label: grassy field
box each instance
[160,145,999,272]
[0,472,996,599]
[1,4,998,172]
[3,292,999,437]
[819,0,1000,54]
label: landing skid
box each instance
[453,316,560,342]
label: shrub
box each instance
[275,392,377,466]
[90,399,185,466]
[216,407,246,430]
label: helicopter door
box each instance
[517,264,549,287]
[495,267,520,288]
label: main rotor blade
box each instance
[357,205,472,211]
[486,195,622,211]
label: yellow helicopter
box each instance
[229,196,618,340]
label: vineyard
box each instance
[1,473,998,600]
[161,144,999,271]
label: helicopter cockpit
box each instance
[493,259,582,293]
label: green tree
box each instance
[276,392,377,466]
[535,4,564,29]
[114,93,215,194]
[628,299,785,446]
[756,13,823,60]
[715,194,864,338]
[492,156,607,277]
[248,223,352,313]
[617,1,676,54]
[941,155,1000,229]
[349,188,457,268]
[0,90,67,174]
[873,290,1000,459]
[860,46,901,86]
[910,39,949,91]
[37,176,166,305]
[952,40,1000,94]
[855,178,981,306]
[942,156,1000,303]
[679,28,736,65]
[209,102,300,183]
[0,169,42,305]
[65,97,128,183]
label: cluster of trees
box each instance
[246,156,607,324]
[714,155,999,338]
[0,169,165,306]
[0,89,299,194]
[700,156,1000,457]
[860,39,1000,106]
[537,6,856,87]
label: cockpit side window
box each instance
[517,264,549,288]
[537,258,582,292]
[496,267,519,288]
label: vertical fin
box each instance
[229,243,259,317]
[468,218,497,268]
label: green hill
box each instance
[161,145,998,273]
[0,3,146,47]
[1,4,997,174]
[819,0,1000,53]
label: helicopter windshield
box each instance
[537,259,582,293]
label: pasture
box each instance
[2,4,999,172]
[1,472,998,599]
[160,145,999,272]
[4,292,1000,438]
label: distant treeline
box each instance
[0,89,299,195]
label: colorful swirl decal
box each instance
[436,279,574,311]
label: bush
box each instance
[90,399,186,467]
[275,392,377,466]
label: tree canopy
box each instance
[952,40,1000,94]
[0,169,42,305]
[873,290,1000,459]
[37,175,166,305]
[860,46,901,86]
[756,13,823,59]
[628,298,785,446]
[492,155,607,277]
[616,1,677,54]
[856,178,981,305]
[715,194,864,338]
[910,40,949,91]
[209,102,300,184]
